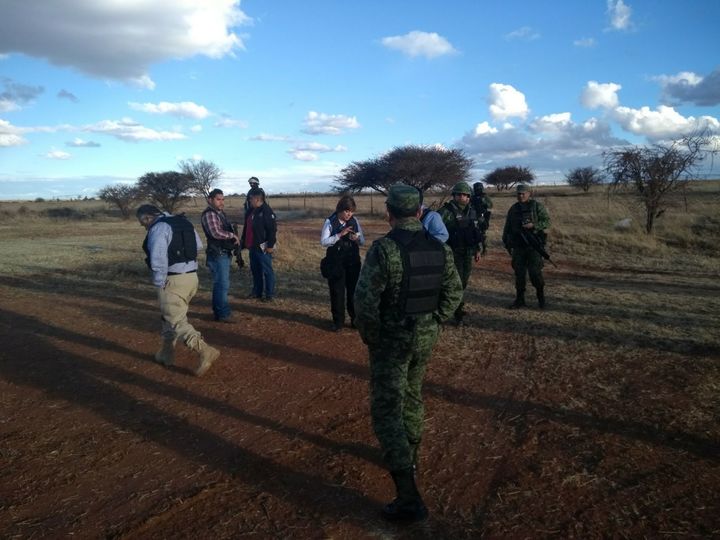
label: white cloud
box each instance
[529,113,573,133]
[190,124,203,133]
[607,0,632,31]
[291,142,347,152]
[0,1,252,85]
[581,81,622,109]
[381,31,458,59]
[214,116,249,128]
[129,101,210,119]
[0,99,19,112]
[488,83,529,121]
[460,113,629,172]
[655,69,720,107]
[612,105,720,140]
[302,111,360,135]
[249,133,291,142]
[84,118,186,142]
[474,121,498,136]
[288,150,318,162]
[573,37,597,48]
[505,27,540,41]
[44,149,71,160]
[66,137,100,147]
[0,118,27,146]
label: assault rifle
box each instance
[520,229,557,267]
[232,223,245,269]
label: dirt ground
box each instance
[1,220,719,539]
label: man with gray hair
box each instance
[137,204,220,376]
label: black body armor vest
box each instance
[201,207,236,253]
[386,228,446,316]
[142,215,198,268]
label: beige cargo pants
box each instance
[157,272,202,349]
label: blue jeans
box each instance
[249,248,275,299]
[207,252,231,319]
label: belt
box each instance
[168,270,197,276]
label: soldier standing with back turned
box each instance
[502,183,551,308]
[354,184,462,522]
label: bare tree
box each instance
[178,159,223,199]
[565,166,605,192]
[604,131,715,234]
[137,171,193,213]
[334,145,473,195]
[483,166,535,191]
[97,183,142,219]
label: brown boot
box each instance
[154,339,176,366]
[194,340,220,376]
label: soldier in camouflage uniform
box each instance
[470,182,493,255]
[502,184,551,308]
[354,184,463,522]
[438,181,484,325]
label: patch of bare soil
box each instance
[0,255,718,539]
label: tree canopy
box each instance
[483,166,535,191]
[334,145,473,195]
[97,183,142,219]
[137,171,193,213]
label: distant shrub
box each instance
[41,207,88,220]
[34,197,45,202]
[17,205,29,215]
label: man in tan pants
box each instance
[137,204,219,376]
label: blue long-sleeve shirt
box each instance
[147,213,204,288]
[421,206,449,243]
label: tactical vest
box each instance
[508,200,545,245]
[386,228,446,316]
[201,207,236,253]
[445,201,483,249]
[142,215,198,268]
[326,212,360,262]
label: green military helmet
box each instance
[386,183,421,214]
[516,183,530,193]
[451,182,472,196]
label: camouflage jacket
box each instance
[353,218,463,348]
[502,199,550,248]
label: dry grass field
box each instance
[0,183,718,538]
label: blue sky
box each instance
[1,0,719,200]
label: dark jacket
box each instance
[240,202,277,249]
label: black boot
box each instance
[536,287,546,309]
[382,468,428,522]
[509,289,526,309]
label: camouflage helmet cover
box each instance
[386,183,421,213]
[516,183,530,193]
[451,182,472,196]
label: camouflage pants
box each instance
[511,246,544,292]
[452,250,474,317]
[369,322,439,472]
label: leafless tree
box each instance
[565,166,605,192]
[604,130,716,234]
[178,159,223,199]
